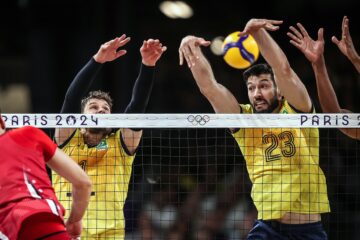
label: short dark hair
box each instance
[81,90,113,113]
[243,63,275,84]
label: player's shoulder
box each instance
[280,100,295,113]
[111,128,121,138]
[20,126,44,135]
[239,104,253,113]
[11,126,48,140]
[282,100,315,114]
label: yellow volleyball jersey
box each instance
[232,100,330,220]
[52,129,135,238]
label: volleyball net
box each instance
[2,113,360,239]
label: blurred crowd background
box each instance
[1,1,360,239]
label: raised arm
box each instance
[332,16,360,73]
[178,36,240,114]
[239,19,312,112]
[288,23,359,140]
[47,148,92,239]
[121,39,167,155]
[55,34,130,145]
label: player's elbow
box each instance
[341,128,360,141]
[72,175,92,193]
[274,61,292,78]
[199,86,212,97]
[199,82,219,98]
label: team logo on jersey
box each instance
[79,160,87,171]
[96,139,108,150]
[282,109,288,114]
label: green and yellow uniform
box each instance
[53,129,134,239]
[232,100,330,220]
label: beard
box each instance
[86,128,113,135]
[252,95,280,113]
[81,128,113,147]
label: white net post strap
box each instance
[2,113,360,128]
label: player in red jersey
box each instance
[0,113,92,240]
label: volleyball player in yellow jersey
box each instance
[287,17,360,140]
[179,19,329,239]
[52,35,166,239]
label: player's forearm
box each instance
[124,64,155,113]
[252,29,291,76]
[190,55,239,113]
[349,55,360,73]
[61,58,102,113]
[340,128,360,140]
[312,56,341,113]
[67,182,92,223]
[338,109,359,139]
[253,28,312,111]
[190,51,218,97]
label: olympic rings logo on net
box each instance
[187,115,210,126]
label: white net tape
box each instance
[2,113,360,128]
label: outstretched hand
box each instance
[178,36,211,68]
[93,34,131,64]
[287,23,324,63]
[140,39,167,66]
[238,19,283,37]
[332,16,359,61]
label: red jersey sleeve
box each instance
[9,126,57,162]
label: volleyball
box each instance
[222,32,260,69]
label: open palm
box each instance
[94,34,131,63]
[287,23,324,63]
[140,39,167,66]
[238,19,283,37]
[334,36,353,58]
[332,16,358,61]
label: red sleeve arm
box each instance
[10,126,57,162]
[32,127,57,161]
